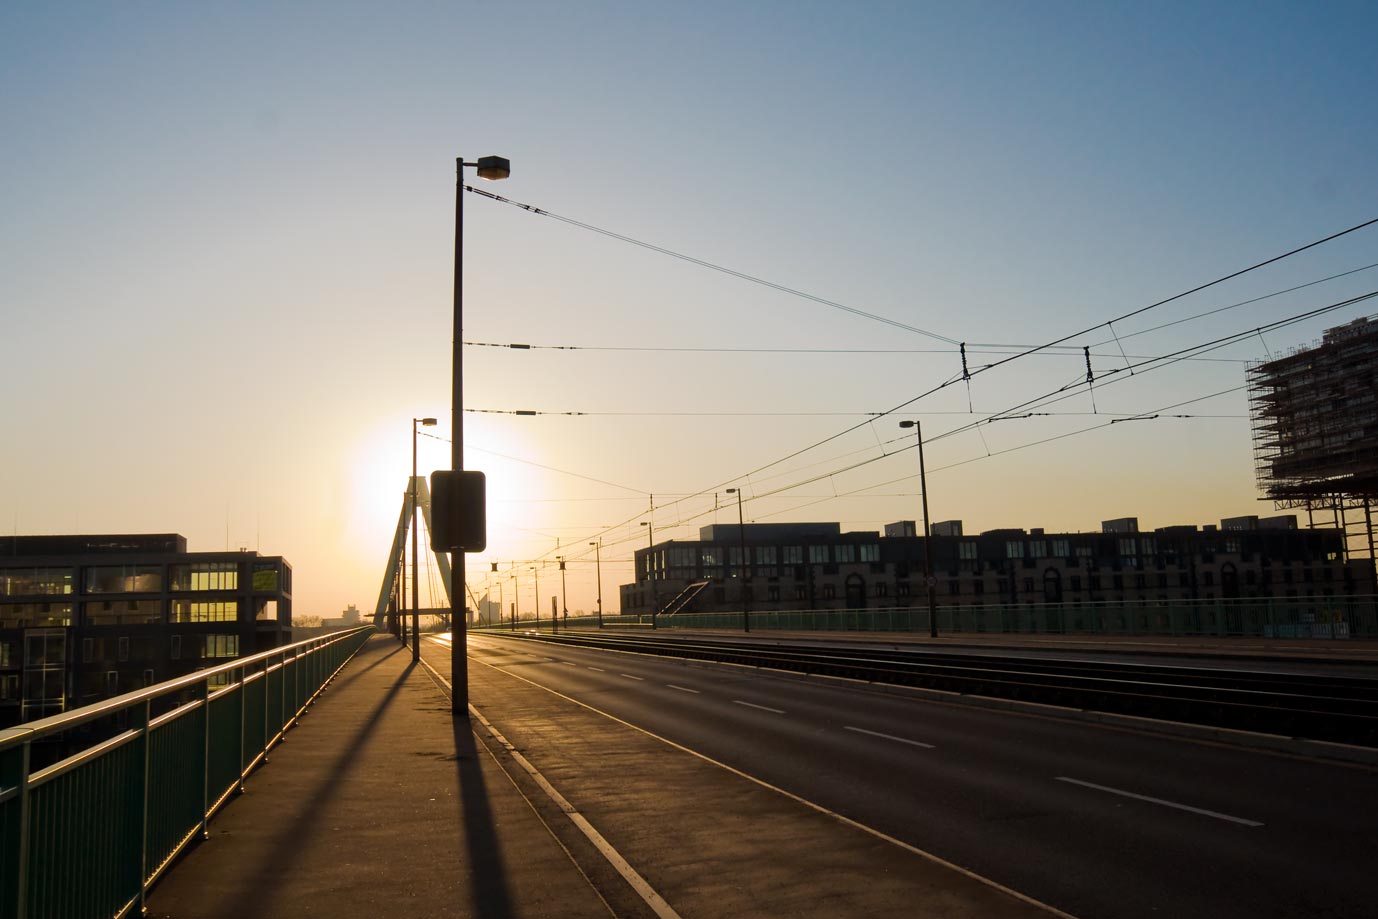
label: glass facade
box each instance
[171,561,239,591]
[0,568,74,596]
[171,600,238,623]
[0,602,74,628]
[86,566,163,593]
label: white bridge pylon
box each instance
[373,476,454,629]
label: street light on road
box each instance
[725,488,750,633]
[640,520,656,628]
[411,416,437,662]
[589,539,603,628]
[449,153,509,714]
[899,420,938,638]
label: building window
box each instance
[0,603,73,628]
[834,545,856,564]
[1029,541,1046,559]
[874,582,889,597]
[947,580,960,595]
[782,546,803,565]
[897,583,911,597]
[794,586,806,600]
[106,672,119,695]
[1117,538,1137,557]
[959,542,978,561]
[809,545,829,564]
[0,568,74,597]
[170,561,238,592]
[859,545,881,563]
[1140,537,1156,555]
[822,584,836,600]
[1052,539,1070,558]
[86,566,163,594]
[767,585,780,601]
[171,635,181,660]
[1006,541,1024,559]
[171,600,238,623]
[84,599,162,627]
[205,634,240,658]
[117,637,129,662]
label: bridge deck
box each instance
[144,633,1057,919]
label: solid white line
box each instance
[666,684,700,694]
[467,653,1077,919]
[733,700,785,714]
[1056,776,1264,827]
[844,725,935,749]
[418,658,683,919]
[588,667,606,672]
[620,673,645,681]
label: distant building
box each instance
[619,516,1370,615]
[0,534,292,727]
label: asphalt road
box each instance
[439,632,1376,919]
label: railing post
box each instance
[3,741,32,919]
[137,699,152,915]
[237,666,247,794]
[199,680,211,839]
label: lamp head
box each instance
[899,420,917,429]
[475,156,511,180]
[421,417,438,427]
[726,487,739,495]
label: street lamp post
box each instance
[726,488,750,632]
[899,420,938,638]
[558,555,568,629]
[589,539,603,628]
[531,565,540,632]
[451,153,510,714]
[640,520,656,628]
[412,417,437,662]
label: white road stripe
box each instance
[1056,776,1264,827]
[620,673,645,681]
[588,666,605,672]
[734,700,785,714]
[666,684,700,694]
[560,661,578,666]
[843,725,935,749]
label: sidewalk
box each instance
[144,636,615,919]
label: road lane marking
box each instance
[588,666,605,672]
[464,652,1078,919]
[417,660,684,919]
[561,661,578,666]
[844,725,935,749]
[666,684,700,694]
[734,700,785,714]
[620,673,645,681]
[1056,776,1264,827]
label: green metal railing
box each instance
[493,595,1378,639]
[0,625,374,919]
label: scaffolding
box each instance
[1248,315,1378,584]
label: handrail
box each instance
[0,625,376,919]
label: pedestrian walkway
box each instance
[144,636,615,919]
[144,633,1067,919]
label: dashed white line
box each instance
[733,700,785,714]
[666,684,700,694]
[620,673,645,681]
[588,666,606,672]
[1056,776,1264,827]
[843,725,935,749]
[560,661,578,666]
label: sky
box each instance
[4,1,1377,619]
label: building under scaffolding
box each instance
[1248,315,1378,585]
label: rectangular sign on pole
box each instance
[429,470,487,552]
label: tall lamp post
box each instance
[725,488,750,632]
[589,539,603,628]
[531,565,540,631]
[557,555,568,629]
[411,417,437,661]
[899,420,938,638]
[450,153,510,714]
[640,520,656,628]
